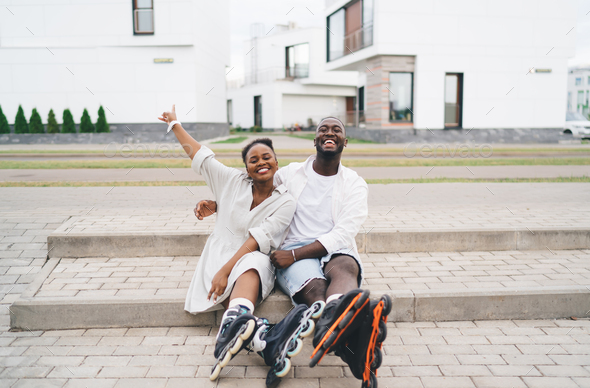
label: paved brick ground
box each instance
[0,319,589,387]
[1,184,589,387]
[32,250,590,300]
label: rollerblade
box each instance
[336,294,392,388]
[309,289,370,368]
[210,306,258,381]
[259,301,325,388]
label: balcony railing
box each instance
[285,64,310,79]
[227,65,309,89]
[330,23,373,61]
[344,24,373,54]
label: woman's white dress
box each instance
[184,146,296,314]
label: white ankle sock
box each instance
[326,294,343,303]
[228,297,255,313]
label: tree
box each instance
[62,109,76,133]
[96,106,110,133]
[79,108,95,133]
[14,105,29,134]
[0,106,9,134]
[47,109,60,134]
[29,108,44,133]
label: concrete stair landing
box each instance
[10,250,590,331]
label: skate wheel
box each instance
[300,319,315,338]
[372,347,383,369]
[275,358,291,378]
[311,300,326,319]
[309,347,324,367]
[362,373,378,388]
[354,290,370,309]
[381,294,392,316]
[338,309,354,329]
[219,350,232,368]
[230,336,243,354]
[323,329,338,349]
[377,320,387,343]
[239,319,256,341]
[287,338,303,357]
[209,363,221,381]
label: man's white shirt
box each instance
[282,161,336,247]
[274,155,369,263]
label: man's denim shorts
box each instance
[275,240,362,305]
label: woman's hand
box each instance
[157,104,178,125]
[208,268,229,303]
[194,200,217,220]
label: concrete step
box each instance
[48,217,590,257]
[10,251,590,331]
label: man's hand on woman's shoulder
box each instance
[194,199,217,220]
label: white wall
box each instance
[282,94,347,127]
[0,0,229,125]
[325,0,577,129]
[243,27,357,86]
[228,81,355,129]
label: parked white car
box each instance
[564,112,590,138]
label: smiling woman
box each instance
[156,105,297,380]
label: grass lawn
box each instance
[211,136,248,144]
[1,147,590,155]
[1,157,590,169]
[1,176,588,187]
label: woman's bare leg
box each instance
[226,269,260,308]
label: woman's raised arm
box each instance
[157,104,201,160]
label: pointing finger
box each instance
[172,104,176,113]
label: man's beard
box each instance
[315,142,345,157]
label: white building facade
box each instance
[0,0,229,129]
[324,0,577,131]
[567,67,590,117]
[227,25,358,130]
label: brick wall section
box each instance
[365,55,415,129]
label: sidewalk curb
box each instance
[47,224,590,257]
[11,282,589,330]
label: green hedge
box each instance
[14,105,29,134]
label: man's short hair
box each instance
[317,117,345,134]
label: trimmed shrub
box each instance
[47,109,60,134]
[250,125,262,133]
[96,106,110,133]
[14,105,29,134]
[62,109,76,133]
[29,108,44,133]
[79,109,95,133]
[0,106,9,134]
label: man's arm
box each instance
[270,240,328,269]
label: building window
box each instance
[227,100,233,125]
[133,0,154,35]
[254,96,262,128]
[578,90,584,112]
[327,0,373,61]
[389,72,413,122]
[328,8,345,61]
[575,77,582,86]
[588,76,590,85]
[286,43,310,78]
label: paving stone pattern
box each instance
[0,319,589,387]
[1,184,590,386]
[34,250,590,300]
